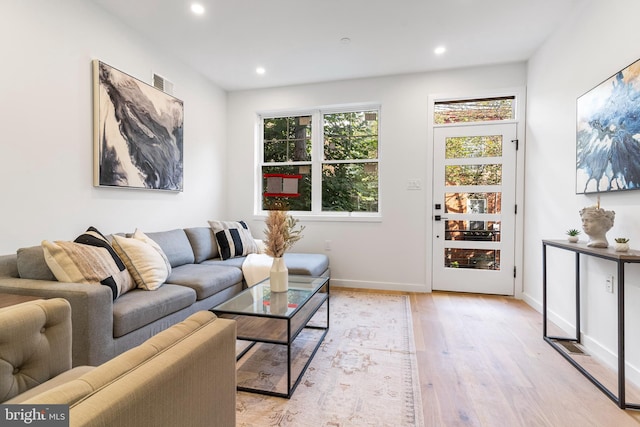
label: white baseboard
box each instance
[581,335,640,389]
[329,278,430,294]
[521,292,541,312]
[522,293,640,390]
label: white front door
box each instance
[432,123,517,295]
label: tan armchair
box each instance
[0,298,83,402]
[0,298,237,427]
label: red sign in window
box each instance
[264,174,302,198]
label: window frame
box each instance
[255,104,382,221]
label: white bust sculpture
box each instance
[579,206,615,248]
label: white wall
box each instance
[0,0,227,254]
[227,64,527,292]
[525,0,640,382]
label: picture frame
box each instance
[576,57,640,194]
[93,60,184,191]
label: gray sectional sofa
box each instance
[0,226,329,366]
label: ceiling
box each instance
[90,0,586,91]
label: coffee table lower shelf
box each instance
[234,320,328,398]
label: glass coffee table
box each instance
[211,275,329,398]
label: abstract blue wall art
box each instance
[93,60,184,191]
[576,59,640,194]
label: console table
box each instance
[542,239,640,409]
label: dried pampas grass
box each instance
[264,210,304,258]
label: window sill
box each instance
[253,212,382,223]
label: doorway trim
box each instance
[425,87,526,298]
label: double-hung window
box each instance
[258,106,380,217]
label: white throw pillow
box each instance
[132,229,172,275]
[111,233,169,290]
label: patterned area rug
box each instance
[236,290,424,426]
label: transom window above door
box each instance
[434,96,515,124]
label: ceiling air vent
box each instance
[152,73,174,95]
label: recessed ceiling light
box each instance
[340,37,351,45]
[191,3,205,15]
[434,46,446,55]
[256,67,266,75]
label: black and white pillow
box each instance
[42,226,135,300]
[208,220,258,260]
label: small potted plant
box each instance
[614,237,630,252]
[566,229,581,243]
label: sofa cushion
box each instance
[42,232,135,301]
[208,220,258,260]
[5,366,94,404]
[166,264,243,300]
[202,253,330,276]
[283,253,330,276]
[144,229,195,268]
[183,227,219,263]
[201,257,246,269]
[16,246,56,281]
[112,285,197,338]
[112,231,171,291]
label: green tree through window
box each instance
[260,108,380,214]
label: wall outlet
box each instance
[324,240,332,251]
[605,275,615,293]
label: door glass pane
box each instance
[445,248,501,270]
[445,164,502,186]
[444,193,501,214]
[445,136,502,159]
[445,220,501,242]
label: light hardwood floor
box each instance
[409,291,640,427]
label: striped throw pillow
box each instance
[42,227,134,300]
[208,220,258,260]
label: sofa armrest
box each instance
[0,254,19,278]
[0,278,114,366]
[0,298,72,402]
[25,312,237,427]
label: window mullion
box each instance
[311,110,323,213]
[256,116,265,214]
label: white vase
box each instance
[615,242,630,252]
[567,236,579,243]
[270,257,288,292]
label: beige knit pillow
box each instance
[42,240,134,299]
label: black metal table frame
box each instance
[542,239,640,410]
[214,280,329,399]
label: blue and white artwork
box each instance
[576,59,640,194]
[93,60,184,191]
